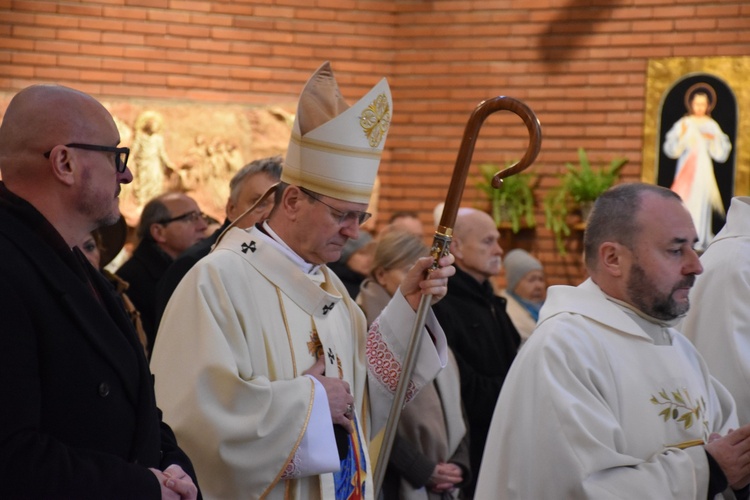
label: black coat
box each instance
[0,186,198,499]
[116,238,173,351]
[432,266,520,496]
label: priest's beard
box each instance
[626,262,695,321]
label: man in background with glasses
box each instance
[116,191,208,353]
[153,155,283,329]
[151,62,455,500]
[0,84,198,498]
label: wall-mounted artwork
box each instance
[642,56,750,251]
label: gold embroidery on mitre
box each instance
[360,93,391,148]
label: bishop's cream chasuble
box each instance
[151,226,446,499]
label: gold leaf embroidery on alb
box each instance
[650,387,709,440]
[360,93,391,148]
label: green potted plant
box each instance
[543,148,628,254]
[477,161,537,233]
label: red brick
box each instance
[80,69,125,83]
[167,24,210,38]
[57,4,103,16]
[145,60,189,74]
[124,21,168,35]
[145,36,189,49]
[10,1,57,13]
[34,40,79,54]
[36,66,81,80]
[148,10,191,23]
[0,11,35,25]
[102,58,146,72]
[170,1,211,13]
[57,29,102,43]
[12,25,56,39]
[124,72,169,86]
[78,43,125,57]
[12,52,56,65]
[0,64,35,78]
[103,7,149,20]
[211,3,255,17]
[58,54,102,69]
[102,32,144,45]
[126,0,169,7]
[253,5,296,18]
[187,39,231,52]
[78,18,124,31]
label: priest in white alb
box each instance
[150,62,454,500]
[474,183,750,500]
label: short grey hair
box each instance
[228,156,283,203]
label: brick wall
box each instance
[1,0,748,285]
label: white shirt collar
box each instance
[260,221,322,276]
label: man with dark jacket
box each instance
[0,84,198,498]
[116,192,207,351]
[433,208,521,498]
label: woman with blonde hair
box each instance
[357,229,470,500]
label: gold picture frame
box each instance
[642,56,750,198]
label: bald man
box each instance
[0,84,198,498]
[432,208,521,497]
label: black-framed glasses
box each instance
[43,143,130,173]
[158,210,206,225]
[299,187,372,226]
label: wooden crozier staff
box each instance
[373,95,542,498]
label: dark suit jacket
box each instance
[116,239,173,351]
[0,185,198,499]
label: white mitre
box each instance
[282,61,392,205]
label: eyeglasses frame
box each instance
[299,187,372,226]
[158,210,206,226]
[43,143,130,173]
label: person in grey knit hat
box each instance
[501,248,546,341]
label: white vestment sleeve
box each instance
[291,375,340,476]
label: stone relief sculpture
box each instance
[130,110,178,204]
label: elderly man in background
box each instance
[116,192,207,351]
[150,62,454,499]
[475,183,750,499]
[432,207,521,497]
[0,84,197,498]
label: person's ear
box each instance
[150,222,167,243]
[450,237,464,260]
[47,146,76,187]
[374,267,387,287]
[599,241,626,277]
[225,197,235,221]
[283,186,305,222]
